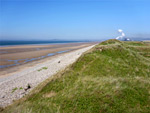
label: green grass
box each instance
[37,69,42,72]
[11,87,18,93]
[19,87,23,90]
[11,87,23,93]
[2,39,150,113]
[42,67,48,70]
[38,67,48,71]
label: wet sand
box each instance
[0,42,97,77]
[0,45,95,107]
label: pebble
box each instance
[0,45,95,108]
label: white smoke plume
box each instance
[116,29,125,40]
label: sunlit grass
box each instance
[3,39,150,113]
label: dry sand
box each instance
[0,42,96,77]
[0,44,95,107]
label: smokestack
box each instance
[116,29,125,40]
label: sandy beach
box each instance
[0,42,96,77]
[0,43,96,107]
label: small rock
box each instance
[99,49,102,51]
[25,84,31,91]
[58,61,60,63]
[21,92,26,95]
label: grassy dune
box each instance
[2,39,150,113]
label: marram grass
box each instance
[2,39,150,113]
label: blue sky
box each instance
[0,0,150,40]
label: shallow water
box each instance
[0,49,71,69]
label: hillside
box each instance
[2,39,150,113]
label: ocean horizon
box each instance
[0,40,92,46]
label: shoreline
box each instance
[0,44,95,107]
[0,42,96,49]
[0,42,97,76]
[0,49,72,69]
[0,41,94,47]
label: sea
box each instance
[0,40,91,69]
[0,40,89,46]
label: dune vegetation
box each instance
[2,39,150,113]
